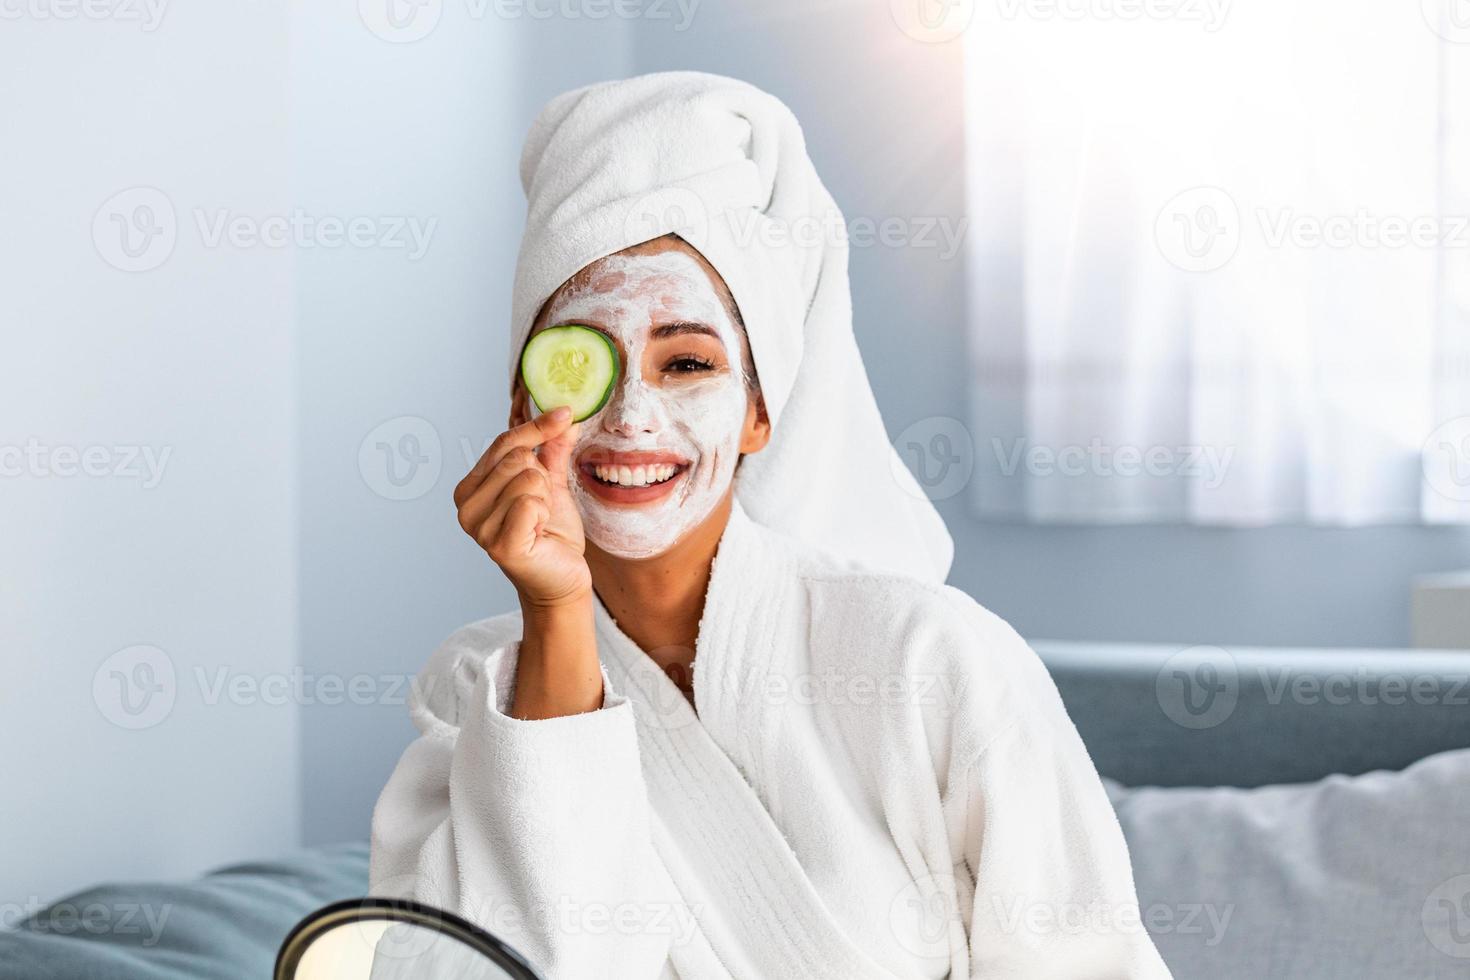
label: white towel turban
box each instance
[510,70,954,584]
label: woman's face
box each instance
[517,241,767,559]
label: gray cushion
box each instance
[1104,748,1470,980]
[0,842,369,979]
[1038,641,1470,787]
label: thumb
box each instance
[538,416,580,488]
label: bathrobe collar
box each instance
[590,496,784,750]
[588,500,894,979]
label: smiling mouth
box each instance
[576,453,692,505]
[587,461,686,488]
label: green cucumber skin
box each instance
[519,324,621,423]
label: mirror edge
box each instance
[274,897,546,980]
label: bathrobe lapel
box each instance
[593,500,897,980]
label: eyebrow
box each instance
[650,320,721,341]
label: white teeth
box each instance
[591,462,681,487]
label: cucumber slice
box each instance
[519,324,620,422]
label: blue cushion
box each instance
[1035,641,1470,787]
[0,842,368,979]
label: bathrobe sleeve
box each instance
[368,627,676,980]
[946,607,1173,979]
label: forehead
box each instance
[539,246,734,332]
[577,247,709,288]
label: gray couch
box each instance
[1037,641,1470,979]
[1037,642,1470,788]
[4,643,1467,978]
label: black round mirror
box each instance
[275,898,546,980]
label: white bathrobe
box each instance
[369,498,1172,980]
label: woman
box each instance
[370,71,1170,980]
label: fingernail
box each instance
[552,406,571,421]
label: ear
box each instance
[738,390,771,455]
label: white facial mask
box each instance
[530,249,750,559]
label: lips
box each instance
[576,449,691,505]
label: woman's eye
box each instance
[665,355,716,373]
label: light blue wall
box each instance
[292,10,636,846]
[1,5,299,905]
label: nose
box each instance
[600,373,663,438]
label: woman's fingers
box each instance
[454,407,573,508]
[474,482,550,559]
[537,418,581,491]
[459,462,549,541]
[491,494,551,562]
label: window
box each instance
[963,0,1470,523]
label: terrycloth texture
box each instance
[509,71,954,583]
[0,842,369,980]
[1102,747,1470,980]
[369,498,1169,979]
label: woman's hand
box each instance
[454,407,604,719]
[454,406,590,608]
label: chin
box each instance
[578,482,732,561]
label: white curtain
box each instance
[963,0,1470,524]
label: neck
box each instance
[585,490,734,678]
